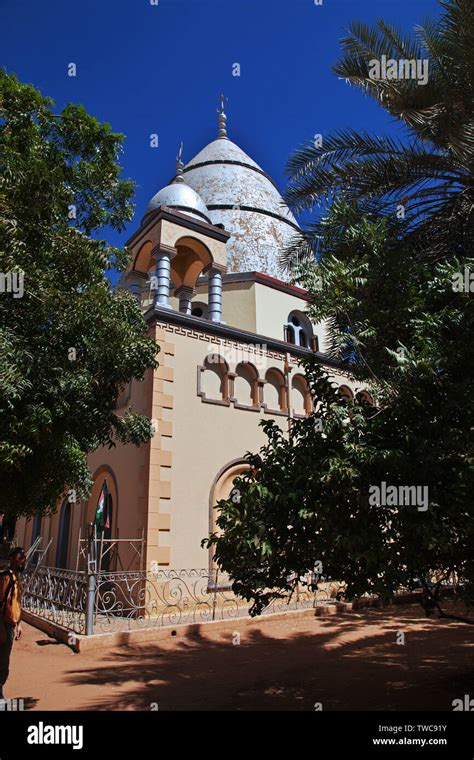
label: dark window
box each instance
[56,500,71,569]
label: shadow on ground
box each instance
[61,605,474,711]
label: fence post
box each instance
[212,568,218,621]
[85,571,96,636]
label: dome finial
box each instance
[175,141,185,182]
[217,94,228,139]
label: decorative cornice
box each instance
[144,304,355,374]
[218,271,311,300]
[202,262,227,275]
[127,206,231,248]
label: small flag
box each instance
[104,495,111,531]
[95,481,108,533]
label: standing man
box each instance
[0,547,26,700]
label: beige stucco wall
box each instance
[15,282,366,575]
[173,279,257,332]
[152,322,360,571]
[253,281,329,351]
[212,281,256,332]
[158,328,286,570]
[16,341,157,571]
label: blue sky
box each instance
[2,0,440,254]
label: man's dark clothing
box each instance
[0,623,15,699]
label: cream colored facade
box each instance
[16,108,366,574]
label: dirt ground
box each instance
[4,603,473,711]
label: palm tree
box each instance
[282,0,474,270]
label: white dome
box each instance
[143,181,211,224]
[183,138,300,279]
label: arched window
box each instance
[264,368,287,412]
[32,514,42,544]
[338,385,354,405]
[285,311,313,348]
[56,499,71,569]
[292,374,312,416]
[356,390,374,406]
[233,362,259,407]
[209,460,250,579]
[30,514,43,566]
[200,355,229,401]
[1,515,16,543]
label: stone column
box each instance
[152,246,177,310]
[175,285,195,315]
[207,267,224,323]
[128,280,142,303]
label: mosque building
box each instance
[16,99,364,574]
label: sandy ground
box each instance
[3,604,473,711]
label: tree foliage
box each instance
[205,1,474,621]
[282,0,473,270]
[0,71,158,517]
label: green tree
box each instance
[0,71,158,518]
[205,1,474,622]
[282,0,473,271]
[206,208,474,621]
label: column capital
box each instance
[151,244,178,261]
[128,269,150,280]
[202,262,227,275]
[174,285,196,298]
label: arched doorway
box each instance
[86,472,117,573]
[209,459,250,579]
[101,493,113,572]
[56,500,71,569]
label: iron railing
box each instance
[21,566,88,634]
[21,566,335,635]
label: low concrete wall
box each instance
[22,590,424,654]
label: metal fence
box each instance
[21,566,334,636]
[21,566,88,634]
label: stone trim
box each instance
[161,323,285,362]
[196,364,231,406]
[197,359,290,417]
[146,305,355,374]
[219,271,310,300]
[129,206,231,247]
[146,324,174,567]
